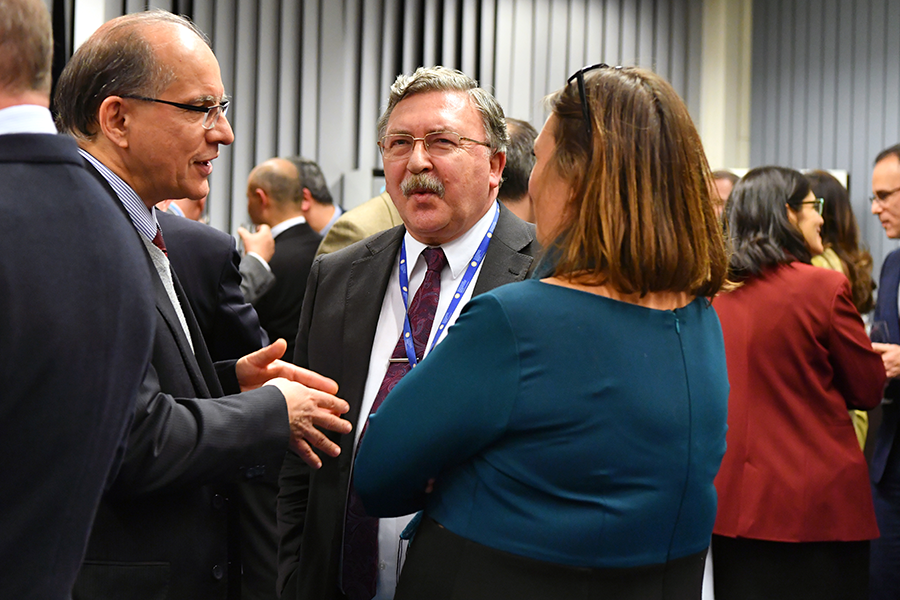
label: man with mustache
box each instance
[277,66,538,600]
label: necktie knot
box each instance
[151,226,167,256]
[422,247,446,274]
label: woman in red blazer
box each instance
[713,166,886,600]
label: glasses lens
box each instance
[380,135,413,159]
[202,106,218,130]
[424,132,461,156]
[202,102,228,130]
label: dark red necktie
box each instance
[341,247,447,600]
[151,226,167,256]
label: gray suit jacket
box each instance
[277,205,537,600]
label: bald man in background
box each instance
[246,158,322,361]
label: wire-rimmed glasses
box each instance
[121,95,230,130]
[378,131,491,160]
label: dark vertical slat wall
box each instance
[62,0,702,232]
[751,0,900,281]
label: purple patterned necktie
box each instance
[341,246,447,600]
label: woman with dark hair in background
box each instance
[807,169,876,450]
[807,170,875,314]
[354,65,730,600]
[712,166,885,600]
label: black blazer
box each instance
[277,206,537,600]
[74,162,291,600]
[159,210,266,362]
[0,133,155,600]
[252,221,321,361]
[872,248,900,484]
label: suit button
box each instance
[212,564,224,580]
[212,494,225,509]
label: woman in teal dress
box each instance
[354,65,730,600]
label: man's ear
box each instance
[300,188,313,212]
[488,151,506,189]
[96,96,131,149]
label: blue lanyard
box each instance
[397,203,500,367]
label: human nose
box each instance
[208,113,235,146]
[872,198,883,215]
[406,137,433,173]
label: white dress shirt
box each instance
[355,201,499,600]
[0,104,57,135]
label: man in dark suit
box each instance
[54,11,351,599]
[246,157,323,361]
[277,66,537,600]
[869,143,900,600]
[0,2,155,598]
[160,209,267,361]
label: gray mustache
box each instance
[400,174,445,198]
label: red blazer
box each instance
[713,262,884,542]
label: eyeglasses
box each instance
[378,131,491,160]
[566,63,610,139]
[121,95,230,130]
[801,198,825,215]
[870,186,900,206]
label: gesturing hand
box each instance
[264,377,351,468]
[236,339,338,394]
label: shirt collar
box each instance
[0,105,58,135]
[271,215,307,238]
[403,201,499,278]
[78,148,159,242]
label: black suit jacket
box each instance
[0,133,155,600]
[253,221,321,361]
[159,210,266,362]
[872,248,900,484]
[158,210,283,600]
[277,206,537,600]
[74,162,291,600]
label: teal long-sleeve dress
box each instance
[354,278,729,569]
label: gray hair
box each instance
[376,66,509,155]
[54,10,209,139]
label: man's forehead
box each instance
[387,90,477,130]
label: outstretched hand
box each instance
[237,340,350,468]
[236,339,339,394]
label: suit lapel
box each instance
[83,160,214,398]
[473,204,537,295]
[340,227,405,431]
[883,251,900,344]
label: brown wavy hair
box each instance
[543,66,727,297]
[806,170,875,313]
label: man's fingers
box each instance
[314,392,349,416]
[314,410,352,435]
[290,368,339,395]
[302,425,343,457]
[290,439,323,469]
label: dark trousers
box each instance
[712,535,868,600]
[871,466,900,600]
[395,516,707,600]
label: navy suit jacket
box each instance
[0,133,155,600]
[159,209,266,361]
[276,205,537,600]
[75,161,291,600]
[872,248,900,483]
